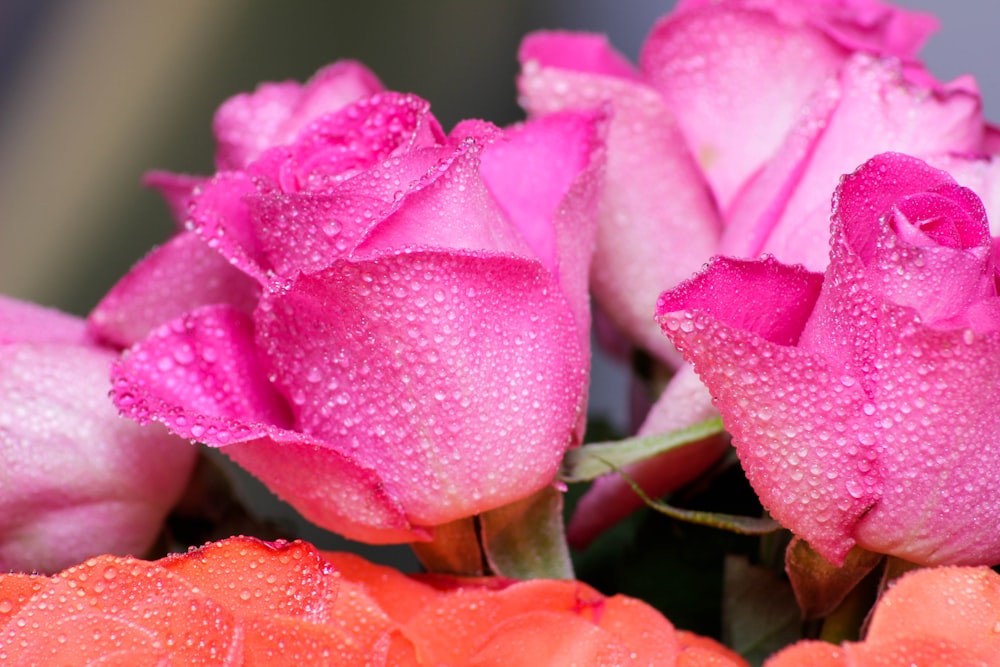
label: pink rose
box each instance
[94,63,604,544]
[518,0,988,545]
[0,296,195,573]
[658,152,1000,565]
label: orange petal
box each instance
[321,551,439,623]
[163,536,337,620]
[865,566,1000,657]
[467,610,635,667]
[0,555,241,665]
[600,596,681,666]
[763,640,846,667]
[676,629,750,667]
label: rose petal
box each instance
[1,342,194,573]
[255,250,586,526]
[735,56,984,270]
[641,5,846,208]
[0,295,87,345]
[479,110,604,351]
[88,231,260,348]
[658,256,877,564]
[110,305,420,544]
[213,60,385,170]
[519,39,721,364]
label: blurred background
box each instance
[0,0,996,558]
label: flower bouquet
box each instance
[3,1,1000,664]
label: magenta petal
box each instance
[354,136,533,260]
[88,232,260,349]
[0,295,87,345]
[519,48,721,364]
[658,257,878,565]
[188,171,270,284]
[641,5,845,209]
[110,305,419,543]
[213,60,385,171]
[255,251,587,526]
[1,342,194,573]
[657,256,824,346]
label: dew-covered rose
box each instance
[0,535,749,666]
[658,153,1000,566]
[517,0,991,546]
[92,63,604,544]
[0,296,195,573]
[766,566,1000,666]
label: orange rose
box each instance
[766,566,1000,666]
[0,536,747,666]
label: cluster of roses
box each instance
[4,0,1000,663]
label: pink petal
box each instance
[658,257,876,565]
[518,31,640,81]
[479,110,605,348]
[255,250,587,527]
[0,295,87,345]
[354,135,534,261]
[740,56,984,271]
[1,342,195,573]
[851,312,1000,564]
[188,171,270,284]
[640,5,846,209]
[213,60,385,170]
[110,305,420,543]
[88,231,260,349]
[801,154,1000,564]
[519,43,721,364]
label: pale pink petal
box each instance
[519,43,720,364]
[658,256,878,565]
[213,60,385,170]
[255,250,587,527]
[1,343,195,573]
[109,306,420,544]
[0,295,87,345]
[479,110,605,349]
[747,56,984,270]
[675,0,937,59]
[640,5,846,209]
[88,232,260,349]
[925,153,1000,236]
[568,366,727,548]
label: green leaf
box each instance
[479,485,574,580]
[597,457,782,535]
[560,416,725,482]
